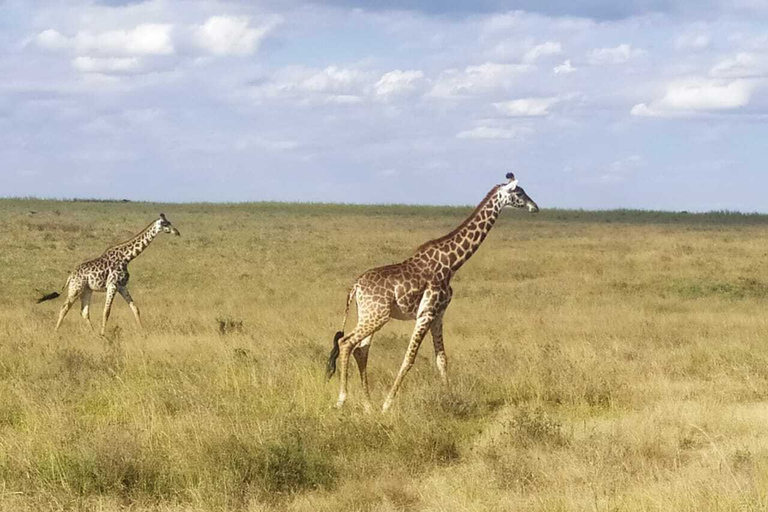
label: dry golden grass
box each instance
[2,198,768,511]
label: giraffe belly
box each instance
[87,280,108,292]
[391,308,417,320]
[391,296,420,320]
[86,272,110,291]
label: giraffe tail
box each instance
[325,331,344,381]
[36,292,60,303]
[36,275,71,303]
[326,285,356,380]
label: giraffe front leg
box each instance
[352,335,374,412]
[382,312,435,413]
[430,313,450,390]
[118,286,142,329]
[101,284,118,337]
[80,288,94,331]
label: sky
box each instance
[1,0,768,211]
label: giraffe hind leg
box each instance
[352,335,374,412]
[430,314,449,390]
[336,317,388,409]
[55,283,83,332]
[80,288,94,331]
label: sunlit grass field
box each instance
[3,198,768,511]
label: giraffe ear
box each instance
[504,173,518,189]
[159,213,166,220]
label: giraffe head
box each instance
[497,173,539,212]
[158,213,181,236]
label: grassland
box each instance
[2,198,768,511]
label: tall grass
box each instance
[1,199,768,511]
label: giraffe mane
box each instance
[101,219,159,256]
[415,185,500,252]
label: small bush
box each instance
[217,317,245,335]
[38,428,179,501]
[504,407,570,449]
[207,429,337,504]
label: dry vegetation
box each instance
[2,198,768,511]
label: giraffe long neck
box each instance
[444,191,503,272]
[413,187,503,273]
[105,221,162,265]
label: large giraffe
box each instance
[37,214,180,336]
[326,173,538,412]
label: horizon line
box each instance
[2,196,768,217]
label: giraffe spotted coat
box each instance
[327,174,539,412]
[43,214,180,336]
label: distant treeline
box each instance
[1,198,767,226]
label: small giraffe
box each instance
[326,173,538,412]
[37,213,180,336]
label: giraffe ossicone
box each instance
[37,213,180,336]
[326,173,539,412]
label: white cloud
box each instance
[244,65,371,105]
[36,24,174,56]
[495,97,558,117]
[600,154,643,183]
[523,41,562,63]
[374,69,424,98]
[378,168,399,178]
[553,59,576,74]
[69,147,137,162]
[629,103,664,117]
[661,79,753,110]
[428,62,531,98]
[36,29,69,51]
[301,66,364,93]
[588,44,643,65]
[632,78,756,116]
[194,15,274,56]
[235,135,298,151]
[710,52,768,78]
[456,126,529,140]
[523,41,563,64]
[325,94,363,104]
[72,56,141,73]
[674,33,711,51]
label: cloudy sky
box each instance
[2,0,768,210]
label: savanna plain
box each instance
[3,198,768,512]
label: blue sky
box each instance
[2,0,768,210]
